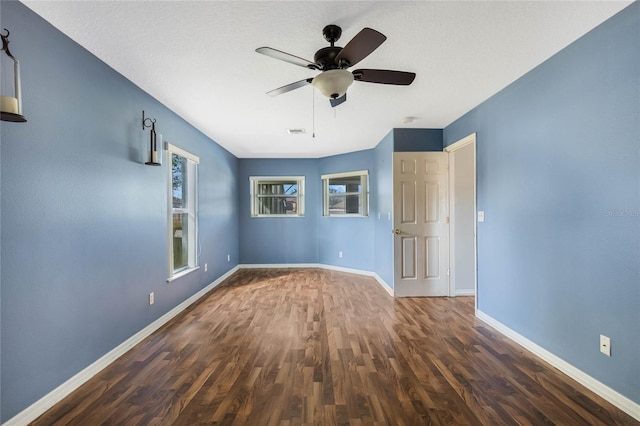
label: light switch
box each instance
[600,335,611,356]
[478,211,485,222]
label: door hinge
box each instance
[446,217,450,224]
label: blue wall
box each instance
[444,3,639,404]
[394,128,443,152]
[374,131,395,286]
[238,159,320,264]
[238,153,379,269]
[318,150,375,270]
[0,2,239,421]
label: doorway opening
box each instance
[445,133,477,306]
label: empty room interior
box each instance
[0,1,638,424]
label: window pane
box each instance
[173,213,189,271]
[328,194,360,214]
[345,194,360,214]
[328,184,346,193]
[328,195,346,215]
[329,176,361,194]
[257,196,298,215]
[257,182,297,196]
[172,154,187,209]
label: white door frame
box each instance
[445,133,477,306]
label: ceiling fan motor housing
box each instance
[314,46,343,70]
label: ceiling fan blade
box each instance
[266,79,313,97]
[330,93,347,108]
[256,47,316,69]
[353,69,416,85]
[335,28,386,67]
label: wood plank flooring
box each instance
[32,268,637,425]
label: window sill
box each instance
[167,266,200,283]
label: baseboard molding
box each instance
[372,273,395,297]
[455,289,475,296]
[4,265,240,426]
[318,264,394,297]
[476,310,640,422]
[239,263,395,297]
[239,263,319,269]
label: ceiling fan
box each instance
[256,24,416,107]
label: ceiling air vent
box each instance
[287,128,306,135]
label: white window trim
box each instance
[167,143,199,164]
[167,143,199,282]
[250,176,305,217]
[320,170,368,180]
[322,170,369,217]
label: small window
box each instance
[167,144,199,281]
[322,170,369,217]
[250,176,305,217]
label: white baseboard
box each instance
[476,310,640,422]
[372,273,395,297]
[239,263,395,297]
[239,263,319,269]
[4,266,239,426]
[319,264,394,297]
[455,289,475,296]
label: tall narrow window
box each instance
[322,170,369,216]
[167,144,199,281]
[250,176,305,217]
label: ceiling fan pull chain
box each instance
[312,87,315,138]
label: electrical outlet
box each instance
[204,263,208,272]
[227,254,230,262]
[600,335,611,356]
[339,251,343,258]
[149,292,154,305]
[478,211,485,222]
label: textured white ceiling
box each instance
[21,1,632,158]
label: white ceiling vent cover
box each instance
[287,129,306,135]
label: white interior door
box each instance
[393,152,449,297]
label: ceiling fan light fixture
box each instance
[312,69,354,99]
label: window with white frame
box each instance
[322,170,369,217]
[168,144,199,280]
[250,176,305,217]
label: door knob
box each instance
[394,228,402,235]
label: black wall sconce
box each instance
[1,28,27,122]
[142,110,161,166]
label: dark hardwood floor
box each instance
[32,268,637,425]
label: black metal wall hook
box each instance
[142,110,156,130]
[1,28,16,59]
